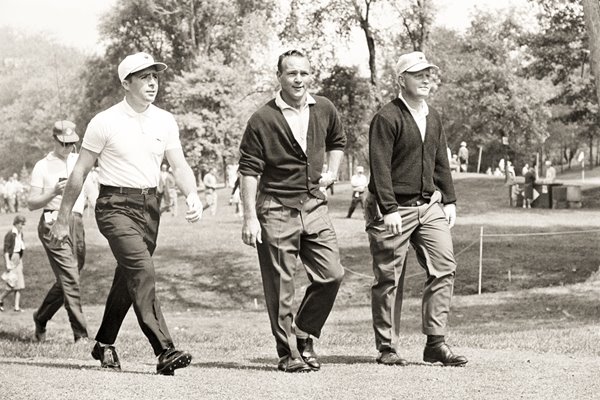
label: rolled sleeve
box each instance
[238,123,265,176]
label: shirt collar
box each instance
[275,91,316,111]
[121,97,155,117]
[398,93,429,117]
[11,226,19,235]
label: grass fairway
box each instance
[0,172,599,399]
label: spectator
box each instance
[0,215,27,312]
[203,167,218,216]
[458,141,468,172]
[545,160,556,182]
[346,166,368,218]
[523,166,536,208]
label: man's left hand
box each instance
[185,192,203,223]
[443,203,456,228]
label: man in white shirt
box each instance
[49,52,203,376]
[346,165,368,218]
[202,167,218,216]
[28,120,89,342]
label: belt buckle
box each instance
[141,188,149,195]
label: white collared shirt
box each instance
[30,152,86,213]
[82,98,181,188]
[275,91,316,153]
[398,93,429,141]
[11,226,25,252]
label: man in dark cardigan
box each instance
[238,49,346,373]
[365,51,468,367]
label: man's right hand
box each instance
[49,220,70,246]
[54,179,67,195]
[242,217,262,247]
[383,211,402,236]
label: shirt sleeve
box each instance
[30,160,45,189]
[82,115,107,154]
[165,113,182,151]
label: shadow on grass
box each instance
[192,361,273,372]
[250,355,374,365]
[0,331,36,343]
[0,359,155,375]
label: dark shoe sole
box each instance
[91,345,121,370]
[278,364,312,373]
[423,357,468,367]
[376,359,408,366]
[33,312,46,342]
[157,353,192,375]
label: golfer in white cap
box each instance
[49,52,203,375]
[365,51,467,367]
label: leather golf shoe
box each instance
[423,343,468,366]
[277,355,312,373]
[376,350,408,366]
[157,348,192,375]
[91,342,122,370]
[297,337,321,371]
[33,311,46,342]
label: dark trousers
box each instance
[365,191,457,352]
[37,212,88,340]
[94,191,173,356]
[346,191,365,217]
[256,194,344,359]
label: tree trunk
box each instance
[582,0,600,110]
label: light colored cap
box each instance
[460,141,467,146]
[118,52,167,82]
[395,51,438,75]
[53,120,79,143]
[356,166,364,173]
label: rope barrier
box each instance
[343,238,481,281]
[482,229,600,238]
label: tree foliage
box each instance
[0,28,85,176]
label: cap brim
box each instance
[54,134,80,143]
[130,62,168,76]
[405,62,439,73]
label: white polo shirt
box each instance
[30,152,86,213]
[82,99,181,188]
[275,91,316,153]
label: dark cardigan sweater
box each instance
[367,98,456,215]
[238,95,346,208]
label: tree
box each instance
[0,28,85,176]
[319,65,371,176]
[434,10,552,170]
[524,0,599,167]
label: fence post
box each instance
[478,226,483,295]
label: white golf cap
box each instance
[395,51,438,75]
[117,52,167,82]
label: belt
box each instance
[100,185,157,195]
[405,199,426,207]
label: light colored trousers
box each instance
[256,194,344,359]
[365,191,456,352]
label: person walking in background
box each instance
[28,120,89,342]
[458,141,468,172]
[366,51,467,367]
[239,49,346,373]
[230,176,242,217]
[157,163,169,211]
[48,52,203,375]
[346,165,368,218]
[521,163,529,176]
[5,174,21,213]
[545,160,556,182]
[523,165,536,208]
[0,215,27,312]
[203,167,218,216]
[0,177,6,213]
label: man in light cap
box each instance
[458,141,469,172]
[28,120,89,342]
[49,52,203,375]
[365,51,467,367]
